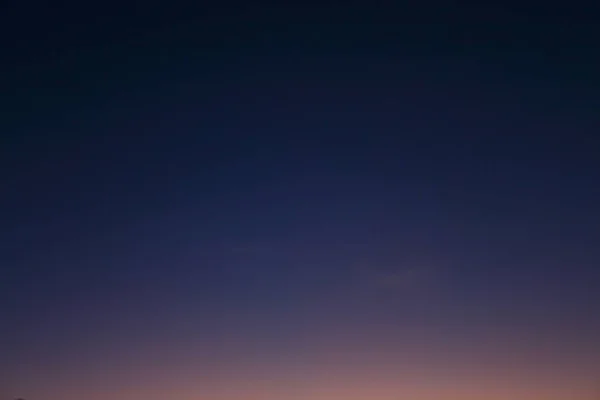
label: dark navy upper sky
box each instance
[2,2,600,399]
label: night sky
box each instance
[2,2,600,399]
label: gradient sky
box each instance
[2,2,600,400]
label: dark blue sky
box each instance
[2,2,600,399]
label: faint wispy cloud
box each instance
[351,262,442,302]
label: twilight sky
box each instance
[2,2,600,400]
